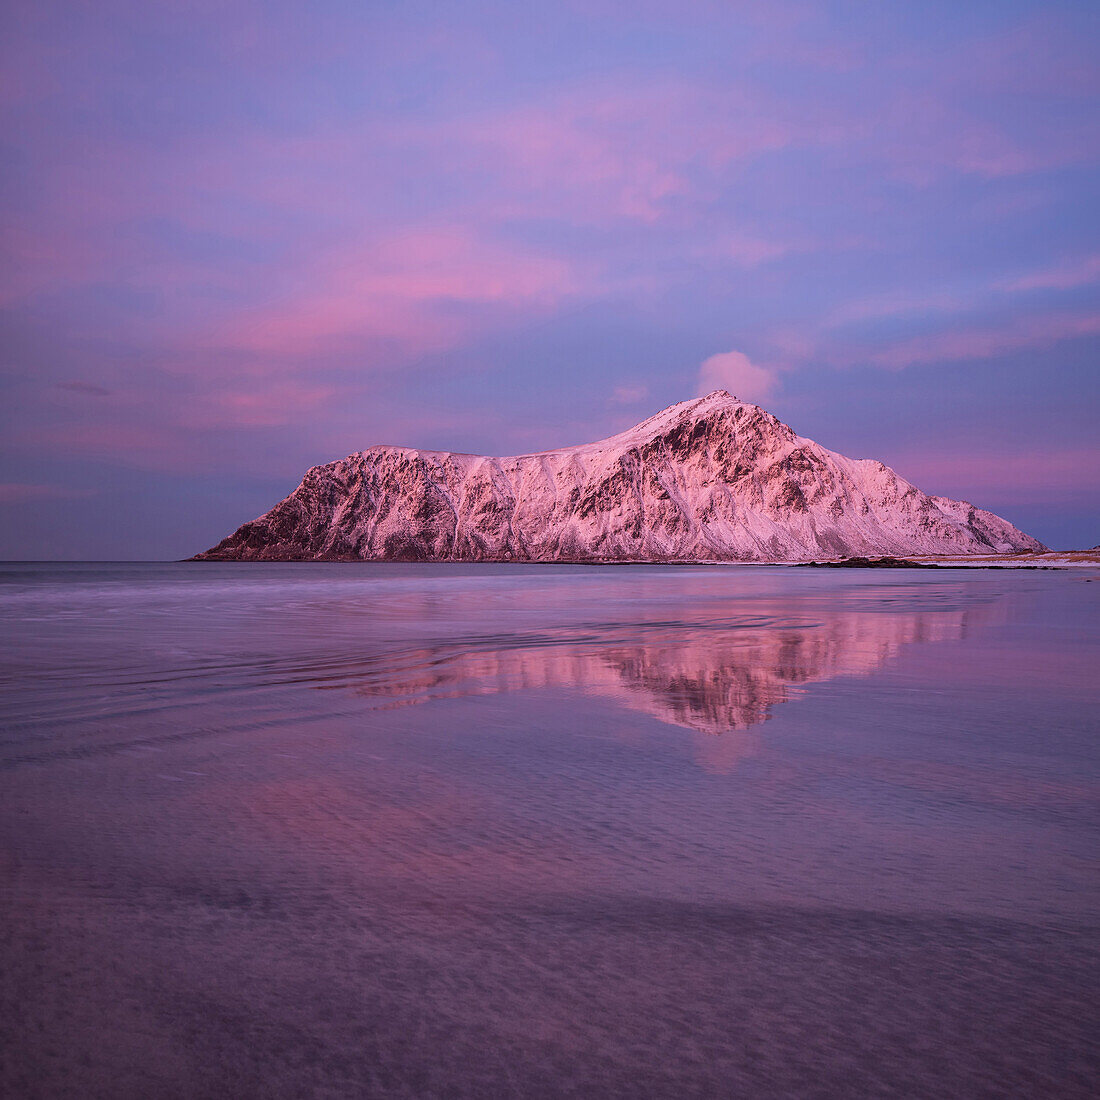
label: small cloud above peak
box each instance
[697,351,775,404]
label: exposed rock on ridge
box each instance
[193,391,1046,562]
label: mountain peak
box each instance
[193,393,1046,562]
[570,389,752,457]
[646,389,744,421]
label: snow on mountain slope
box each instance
[193,391,1046,562]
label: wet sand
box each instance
[2,563,1098,1097]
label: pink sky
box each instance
[0,0,1097,555]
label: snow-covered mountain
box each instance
[193,391,1045,561]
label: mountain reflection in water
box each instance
[345,602,996,735]
[0,564,1005,764]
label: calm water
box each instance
[1,562,1097,1098]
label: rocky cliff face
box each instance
[193,391,1045,562]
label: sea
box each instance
[1,561,1097,1098]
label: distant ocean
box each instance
[2,562,1098,1097]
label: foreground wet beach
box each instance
[2,563,1097,1097]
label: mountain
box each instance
[192,391,1045,562]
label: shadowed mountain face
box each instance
[344,600,996,739]
[194,392,1045,562]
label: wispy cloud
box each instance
[889,446,1100,504]
[861,311,1100,369]
[54,381,113,397]
[610,384,650,406]
[207,227,585,360]
[1001,255,1100,292]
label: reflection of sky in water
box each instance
[1,563,1098,1097]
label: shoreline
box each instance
[181,551,1100,569]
